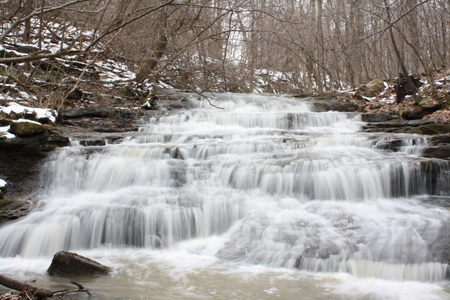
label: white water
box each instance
[0,94,449,299]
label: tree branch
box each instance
[0,274,54,299]
[0,50,85,64]
[0,275,90,299]
[342,0,430,50]
[85,0,176,52]
[0,0,91,43]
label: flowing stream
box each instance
[0,94,449,299]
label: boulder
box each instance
[8,120,45,136]
[366,79,385,93]
[47,251,111,276]
[358,79,385,97]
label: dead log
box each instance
[0,275,53,299]
[0,274,90,299]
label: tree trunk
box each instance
[384,0,417,103]
[22,0,34,43]
[135,8,168,83]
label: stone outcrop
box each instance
[361,113,400,123]
[295,94,359,112]
[47,251,111,276]
[0,126,70,198]
[422,134,450,160]
[0,200,32,224]
[62,106,114,118]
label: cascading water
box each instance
[0,94,449,300]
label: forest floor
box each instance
[337,67,450,123]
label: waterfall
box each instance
[0,94,449,299]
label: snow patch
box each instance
[0,102,56,122]
[0,126,15,139]
[15,118,42,125]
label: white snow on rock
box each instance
[0,102,56,122]
[15,118,42,125]
[0,126,15,139]
[0,179,6,188]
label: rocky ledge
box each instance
[0,91,449,224]
[360,113,450,161]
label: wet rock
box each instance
[430,134,450,145]
[428,221,450,266]
[419,160,450,195]
[47,251,111,276]
[312,101,359,112]
[0,127,69,198]
[0,200,32,224]
[167,101,188,110]
[79,139,106,146]
[417,124,450,135]
[372,138,404,152]
[425,133,450,160]
[362,118,436,133]
[361,113,400,122]
[422,146,450,160]
[8,120,45,136]
[62,107,113,118]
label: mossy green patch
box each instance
[418,124,450,135]
[0,200,20,211]
[9,121,45,136]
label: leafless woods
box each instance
[1,0,449,93]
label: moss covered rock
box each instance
[366,79,385,93]
[417,124,450,135]
[8,120,45,136]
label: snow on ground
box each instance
[0,179,6,188]
[0,102,56,122]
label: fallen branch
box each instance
[0,50,85,64]
[52,281,91,297]
[0,65,28,88]
[0,275,90,300]
[0,275,53,299]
